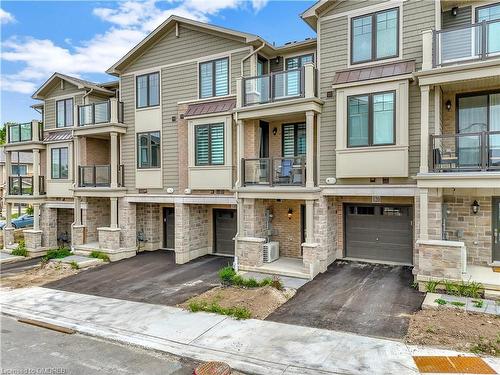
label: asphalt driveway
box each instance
[266,260,424,339]
[45,250,232,306]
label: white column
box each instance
[32,149,40,196]
[305,200,314,243]
[110,197,118,228]
[109,98,119,123]
[5,151,11,196]
[6,202,12,228]
[419,188,429,241]
[74,196,81,225]
[33,204,40,230]
[32,120,40,142]
[73,135,80,187]
[236,119,245,188]
[306,111,315,188]
[110,132,118,188]
[304,63,315,98]
[236,78,243,108]
[422,30,434,70]
[420,85,430,173]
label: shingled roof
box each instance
[332,60,416,86]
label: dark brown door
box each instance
[493,198,500,262]
[163,207,175,249]
[213,209,236,255]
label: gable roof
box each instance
[32,72,115,100]
[301,0,336,30]
[106,15,267,76]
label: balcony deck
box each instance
[73,99,126,136]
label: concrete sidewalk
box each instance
[1,287,499,375]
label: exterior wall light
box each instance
[472,200,480,214]
[445,99,452,111]
[273,127,278,136]
[451,7,458,17]
[287,208,293,220]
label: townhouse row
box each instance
[4,0,500,293]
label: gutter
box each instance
[240,41,266,76]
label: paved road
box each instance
[45,250,232,305]
[267,260,425,339]
[0,315,197,375]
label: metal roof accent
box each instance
[184,98,236,118]
[43,130,73,142]
[332,60,416,86]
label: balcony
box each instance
[7,121,43,144]
[432,20,500,68]
[78,99,124,126]
[242,157,306,187]
[78,165,124,187]
[430,131,500,172]
[8,176,46,196]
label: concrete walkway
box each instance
[1,287,499,375]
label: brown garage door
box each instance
[213,209,236,255]
[345,204,413,264]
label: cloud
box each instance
[1,0,268,95]
[0,8,16,24]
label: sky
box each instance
[0,0,316,124]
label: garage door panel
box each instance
[214,209,236,256]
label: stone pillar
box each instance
[420,85,430,173]
[119,198,136,250]
[71,224,85,246]
[74,197,81,225]
[32,149,40,196]
[24,229,42,253]
[4,228,14,249]
[6,202,12,228]
[305,199,314,243]
[110,132,118,188]
[305,111,315,188]
[33,204,40,230]
[40,205,57,248]
[175,203,190,264]
[110,197,118,228]
[419,188,429,241]
[173,203,209,264]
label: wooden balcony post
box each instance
[306,111,315,187]
[110,132,118,188]
[32,149,40,196]
[420,85,430,173]
[422,30,434,70]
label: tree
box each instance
[0,125,6,145]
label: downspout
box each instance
[241,41,266,76]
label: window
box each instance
[351,8,399,64]
[136,72,160,108]
[347,91,395,147]
[137,132,161,168]
[51,148,69,179]
[195,123,224,166]
[199,58,229,98]
[476,3,500,55]
[285,54,314,70]
[56,98,73,127]
[282,123,306,157]
[11,165,27,175]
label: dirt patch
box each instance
[0,262,80,289]
[405,309,500,356]
[180,286,295,319]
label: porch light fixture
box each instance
[445,100,452,111]
[287,208,293,220]
[472,200,480,215]
[273,127,278,136]
[451,6,458,17]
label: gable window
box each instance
[137,131,160,168]
[56,98,73,127]
[285,54,314,70]
[351,8,399,64]
[136,72,160,108]
[348,91,395,147]
[199,58,229,99]
[51,147,69,179]
[195,123,224,165]
[282,123,306,157]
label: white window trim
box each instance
[134,69,162,112]
[197,55,232,99]
[472,1,500,23]
[47,142,73,181]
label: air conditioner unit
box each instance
[262,241,279,263]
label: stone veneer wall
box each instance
[83,198,110,242]
[443,194,492,265]
[119,199,136,250]
[174,203,209,263]
[417,240,464,280]
[313,197,337,271]
[241,199,267,238]
[267,200,303,258]
[136,203,161,250]
[57,208,73,242]
[40,205,57,248]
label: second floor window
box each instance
[195,123,224,165]
[137,131,161,168]
[348,91,395,147]
[136,72,160,108]
[351,8,399,64]
[56,98,73,127]
[199,58,229,99]
[285,54,314,70]
[282,123,306,157]
[11,165,27,175]
[51,147,69,179]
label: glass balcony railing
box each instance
[430,131,500,172]
[7,121,43,143]
[78,99,124,126]
[8,176,46,195]
[78,165,124,187]
[241,156,306,186]
[434,19,500,67]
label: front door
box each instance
[493,198,500,262]
[213,209,237,255]
[163,207,175,249]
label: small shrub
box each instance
[442,280,458,296]
[70,261,79,270]
[245,278,259,288]
[465,281,482,299]
[11,240,28,257]
[89,251,110,262]
[188,301,251,320]
[25,205,34,215]
[43,247,71,261]
[218,266,236,284]
[434,298,447,305]
[426,280,439,293]
[472,299,484,308]
[217,266,284,290]
[450,301,465,307]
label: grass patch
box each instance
[470,335,500,356]
[90,251,110,262]
[188,300,251,320]
[218,266,284,290]
[43,247,71,261]
[472,300,484,308]
[11,240,28,257]
[434,298,447,305]
[450,301,465,307]
[426,280,439,293]
[70,261,79,270]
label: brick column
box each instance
[40,205,57,248]
[174,203,209,264]
[24,229,42,253]
[72,225,85,246]
[119,198,136,250]
[98,227,121,250]
[136,203,160,251]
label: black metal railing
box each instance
[430,131,500,172]
[77,100,124,126]
[242,67,306,106]
[78,165,124,187]
[7,122,43,143]
[241,156,306,186]
[8,176,46,195]
[433,19,500,67]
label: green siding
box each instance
[120,75,136,189]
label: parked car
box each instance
[0,214,34,229]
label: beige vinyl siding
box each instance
[322,0,386,18]
[123,25,248,73]
[43,82,82,129]
[121,75,136,190]
[318,0,436,183]
[442,6,471,29]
